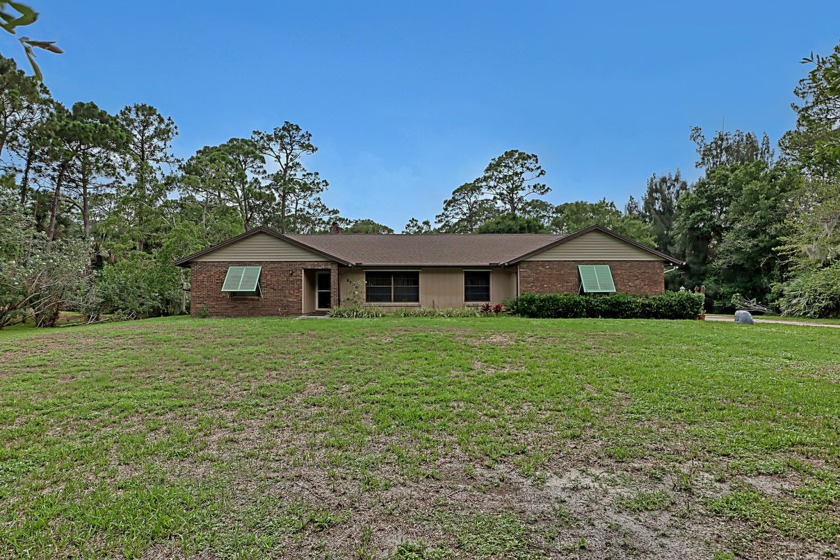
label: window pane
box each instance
[366,286,392,302]
[465,287,490,302]
[317,289,331,308]
[317,272,331,290]
[365,271,419,303]
[464,271,490,302]
[393,272,419,287]
[394,287,419,302]
[231,284,261,298]
[366,272,392,287]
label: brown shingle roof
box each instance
[285,233,565,266]
[174,225,683,267]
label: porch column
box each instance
[331,263,340,308]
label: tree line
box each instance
[1,40,839,326]
[0,51,365,327]
[399,46,840,317]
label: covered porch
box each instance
[302,266,339,314]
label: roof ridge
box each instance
[175,225,682,267]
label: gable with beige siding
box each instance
[525,230,662,261]
[193,232,329,262]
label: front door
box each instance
[316,271,331,310]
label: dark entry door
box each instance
[316,271,331,309]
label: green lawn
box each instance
[1,317,838,559]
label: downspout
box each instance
[513,263,520,296]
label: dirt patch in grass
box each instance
[466,332,517,346]
[743,474,797,497]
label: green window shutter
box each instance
[593,265,615,292]
[578,265,616,293]
[222,266,262,291]
[238,266,262,291]
[222,267,246,291]
[578,265,598,292]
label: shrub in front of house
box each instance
[507,291,704,319]
[391,307,483,318]
[329,306,498,318]
[330,306,485,318]
[328,305,386,318]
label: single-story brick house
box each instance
[174,225,683,317]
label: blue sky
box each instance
[16,1,840,230]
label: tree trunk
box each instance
[19,145,33,206]
[47,162,68,241]
[136,168,148,252]
[82,178,90,239]
[241,187,250,232]
[279,192,288,234]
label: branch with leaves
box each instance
[0,1,61,81]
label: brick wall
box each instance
[189,261,337,317]
[518,260,665,296]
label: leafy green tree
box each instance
[709,163,800,305]
[0,54,45,160]
[435,181,496,232]
[403,217,433,234]
[0,194,89,327]
[252,121,330,233]
[552,199,655,245]
[778,179,840,271]
[479,149,550,216]
[781,45,840,179]
[37,102,125,241]
[773,262,840,318]
[624,195,641,217]
[38,102,73,240]
[182,138,266,232]
[675,161,798,308]
[164,191,243,246]
[283,194,339,234]
[62,102,126,239]
[519,199,557,229]
[94,254,183,319]
[0,193,31,325]
[690,126,774,171]
[6,90,49,206]
[111,104,178,252]
[346,219,394,234]
[476,214,547,234]
[639,170,687,253]
[673,128,788,309]
[774,43,840,317]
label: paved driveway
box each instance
[705,314,840,328]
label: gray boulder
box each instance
[734,310,754,324]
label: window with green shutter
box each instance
[578,265,616,293]
[222,266,262,297]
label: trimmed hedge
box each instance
[508,291,704,319]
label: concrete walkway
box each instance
[705,314,840,328]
